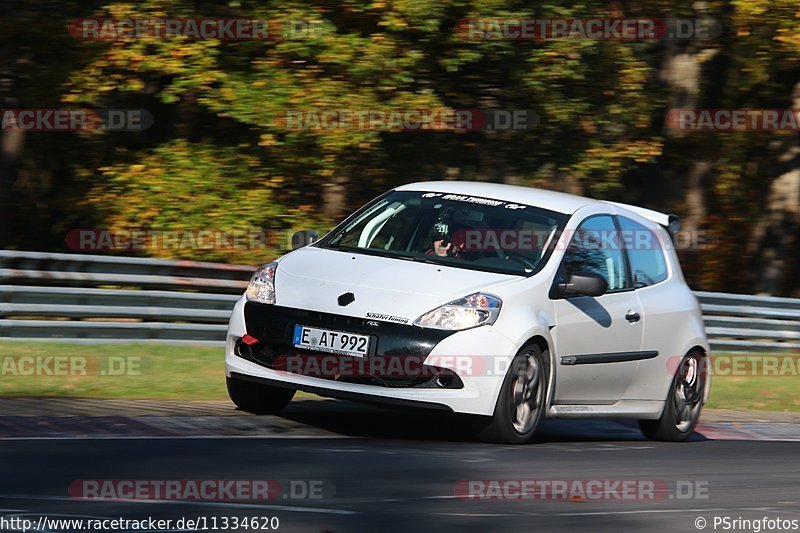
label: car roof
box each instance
[395,181,674,228]
[395,181,603,215]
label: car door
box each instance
[616,214,690,401]
[550,214,645,404]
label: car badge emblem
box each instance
[338,292,355,306]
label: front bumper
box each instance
[225,297,518,416]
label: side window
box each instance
[562,215,630,291]
[618,216,668,288]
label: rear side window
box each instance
[618,216,668,288]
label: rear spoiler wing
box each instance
[606,201,681,235]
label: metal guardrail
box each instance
[0,250,252,292]
[696,291,800,352]
[0,286,239,321]
[0,250,798,351]
[0,251,250,347]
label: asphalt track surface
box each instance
[1,400,799,533]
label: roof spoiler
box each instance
[607,201,681,235]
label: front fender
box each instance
[423,307,555,417]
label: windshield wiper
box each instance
[325,245,443,265]
[326,228,351,248]
[403,254,445,265]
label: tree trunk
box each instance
[748,83,800,295]
[322,174,349,220]
[660,40,720,286]
[0,117,26,246]
[660,46,718,232]
[682,161,711,236]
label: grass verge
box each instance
[0,342,797,411]
[0,342,228,400]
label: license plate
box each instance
[292,325,370,357]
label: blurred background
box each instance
[1,0,798,296]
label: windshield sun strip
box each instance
[316,190,568,277]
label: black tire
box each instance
[226,376,295,415]
[639,350,706,441]
[473,345,548,444]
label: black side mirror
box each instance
[558,270,608,297]
[291,230,319,250]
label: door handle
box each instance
[625,310,641,323]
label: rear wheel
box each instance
[473,345,548,444]
[639,351,706,441]
[226,376,295,415]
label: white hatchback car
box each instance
[226,181,710,443]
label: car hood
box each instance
[273,246,521,323]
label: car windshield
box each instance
[319,190,568,276]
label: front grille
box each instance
[243,302,455,358]
[237,304,465,389]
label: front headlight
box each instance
[413,292,502,330]
[245,262,278,304]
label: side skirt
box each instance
[546,400,665,420]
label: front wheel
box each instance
[473,345,548,444]
[227,376,295,415]
[639,351,706,441]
